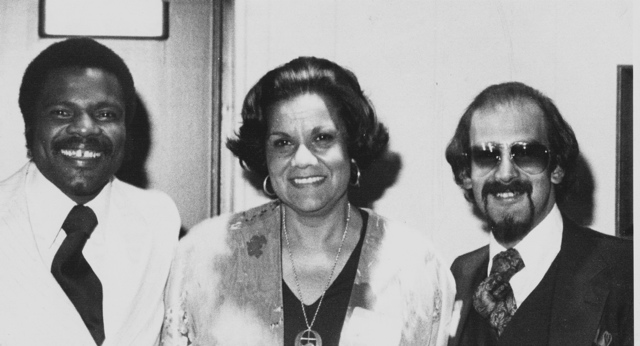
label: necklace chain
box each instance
[282,202,351,334]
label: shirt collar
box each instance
[488,204,563,274]
[26,162,112,249]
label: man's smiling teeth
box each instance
[293,176,323,184]
[60,149,102,159]
[495,191,518,198]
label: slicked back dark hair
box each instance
[227,56,389,179]
[445,81,579,201]
[19,37,136,151]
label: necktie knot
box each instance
[490,247,525,280]
[473,248,525,337]
[62,205,98,237]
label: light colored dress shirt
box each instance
[488,204,563,307]
[27,163,110,278]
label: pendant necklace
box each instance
[282,203,351,346]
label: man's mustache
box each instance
[482,180,532,200]
[53,136,113,155]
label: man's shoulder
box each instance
[451,245,489,275]
[453,245,489,263]
[111,179,181,229]
[562,219,633,287]
[0,164,29,210]
[585,227,632,252]
[0,164,29,189]
[564,219,632,261]
[112,178,177,208]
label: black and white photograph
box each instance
[0,1,634,345]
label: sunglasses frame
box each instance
[466,141,552,176]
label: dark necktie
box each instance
[51,205,105,345]
[472,247,525,336]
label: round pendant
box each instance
[294,329,322,346]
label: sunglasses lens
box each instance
[511,143,550,174]
[469,143,550,175]
[470,146,500,173]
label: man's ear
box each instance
[550,165,565,184]
[461,171,472,189]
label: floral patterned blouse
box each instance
[161,201,456,345]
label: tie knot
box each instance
[62,205,98,236]
[490,248,525,278]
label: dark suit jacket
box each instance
[449,216,633,346]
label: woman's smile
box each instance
[290,175,326,186]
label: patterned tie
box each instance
[472,248,525,336]
[51,205,105,345]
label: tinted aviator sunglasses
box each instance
[467,142,551,176]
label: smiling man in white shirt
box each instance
[445,82,633,346]
[0,38,180,346]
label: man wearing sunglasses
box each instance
[445,82,632,346]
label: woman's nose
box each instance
[67,112,100,136]
[291,144,318,167]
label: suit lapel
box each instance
[0,165,95,345]
[0,165,43,267]
[102,182,157,345]
[0,194,43,266]
[100,182,154,343]
[450,246,489,346]
[548,218,609,346]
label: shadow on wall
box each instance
[114,95,190,238]
[116,94,151,189]
[349,150,402,209]
[241,149,403,210]
[557,154,595,227]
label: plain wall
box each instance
[221,0,633,264]
[0,1,633,265]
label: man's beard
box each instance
[481,180,535,245]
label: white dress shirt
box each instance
[27,164,110,278]
[488,204,563,307]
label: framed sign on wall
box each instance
[39,0,168,39]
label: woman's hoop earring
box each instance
[350,159,361,187]
[263,176,276,197]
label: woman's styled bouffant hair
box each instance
[445,81,579,202]
[227,56,389,179]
